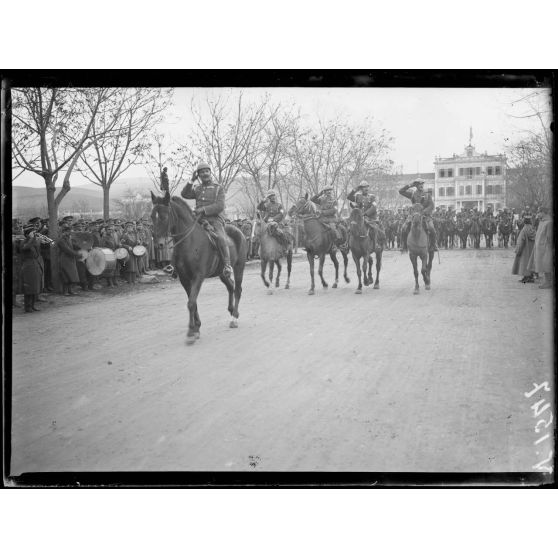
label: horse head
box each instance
[150,190,171,240]
[349,207,365,236]
[291,195,317,218]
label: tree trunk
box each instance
[45,175,61,292]
[103,184,110,220]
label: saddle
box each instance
[266,221,291,248]
[199,219,219,250]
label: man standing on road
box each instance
[398,178,438,252]
[181,162,234,282]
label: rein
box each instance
[164,201,203,249]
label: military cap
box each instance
[266,190,277,198]
[412,178,425,186]
[124,221,135,226]
[23,224,36,234]
[28,217,41,224]
[358,180,369,189]
[323,186,334,192]
[62,215,73,222]
[196,162,211,172]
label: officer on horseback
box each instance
[311,186,343,242]
[398,178,438,252]
[257,190,289,247]
[180,162,234,282]
[347,180,379,244]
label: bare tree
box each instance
[113,188,153,221]
[143,132,194,195]
[78,88,173,218]
[12,87,127,288]
[184,91,273,192]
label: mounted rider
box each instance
[347,180,380,245]
[180,162,234,282]
[256,190,290,248]
[310,186,344,244]
[398,178,438,252]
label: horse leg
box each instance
[342,250,350,283]
[367,254,373,286]
[320,253,330,289]
[410,253,420,294]
[232,263,243,325]
[285,250,292,289]
[186,276,203,344]
[260,259,270,288]
[275,259,282,288]
[329,250,338,288]
[374,250,382,289]
[353,253,363,294]
[307,252,315,295]
[219,274,235,317]
[269,260,275,286]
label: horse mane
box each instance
[170,196,196,222]
[349,206,363,223]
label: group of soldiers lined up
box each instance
[12,215,174,313]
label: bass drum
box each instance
[86,247,117,276]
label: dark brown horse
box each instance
[348,207,384,293]
[151,191,246,344]
[498,217,512,248]
[258,219,293,293]
[469,216,482,249]
[290,195,349,295]
[481,215,497,248]
[407,204,434,294]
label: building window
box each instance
[465,185,472,195]
[439,169,445,178]
[485,184,493,195]
[446,187,455,196]
[495,166,501,175]
[476,184,482,194]
[447,169,453,177]
[495,184,502,194]
[438,187,445,197]
[467,167,474,177]
[459,168,464,176]
[487,166,493,175]
[459,186,464,196]
[476,167,481,175]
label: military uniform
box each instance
[57,227,81,294]
[348,184,380,245]
[181,174,233,272]
[20,229,44,312]
[257,198,285,223]
[398,182,438,251]
[311,189,344,243]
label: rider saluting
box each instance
[348,180,379,242]
[181,162,234,281]
[311,186,343,241]
[257,190,285,223]
[398,178,438,252]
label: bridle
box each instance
[155,200,203,250]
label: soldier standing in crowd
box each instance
[27,217,46,299]
[120,221,140,284]
[20,223,44,312]
[38,218,54,292]
[181,162,234,282]
[398,178,438,252]
[12,220,23,307]
[311,186,343,242]
[100,224,119,287]
[57,220,81,295]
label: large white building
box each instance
[433,131,507,211]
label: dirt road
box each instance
[10,248,554,474]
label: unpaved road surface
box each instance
[10,249,554,474]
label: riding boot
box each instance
[24,294,33,313]
[400,229,408,252]
[31,295,41,311]
[430,232,439,251]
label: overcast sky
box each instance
[14,87,550,188]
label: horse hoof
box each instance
[284,284,290,290]
[413,290,419,295]
[267,289,274,295]
[186,335,197,345]
[229,320,238,328]
[355,289,362,294]
[308,289,315,295]
[344,276,350,283]
[425,285,431,291]
[332,283,338,289]
[373,284,379,290]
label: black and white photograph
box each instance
[4,72,555,486]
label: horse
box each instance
[407,204,434,294]
[497,218,511,248]
[445,218,457,249]
[258,219,293,293]
[289,194,349,295]
[469,217,482,249]
[481,215,497,248]
[456,218,469,249]
[348,207,385,293]
[150,190,246,344]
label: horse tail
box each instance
[225,224,247,262]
